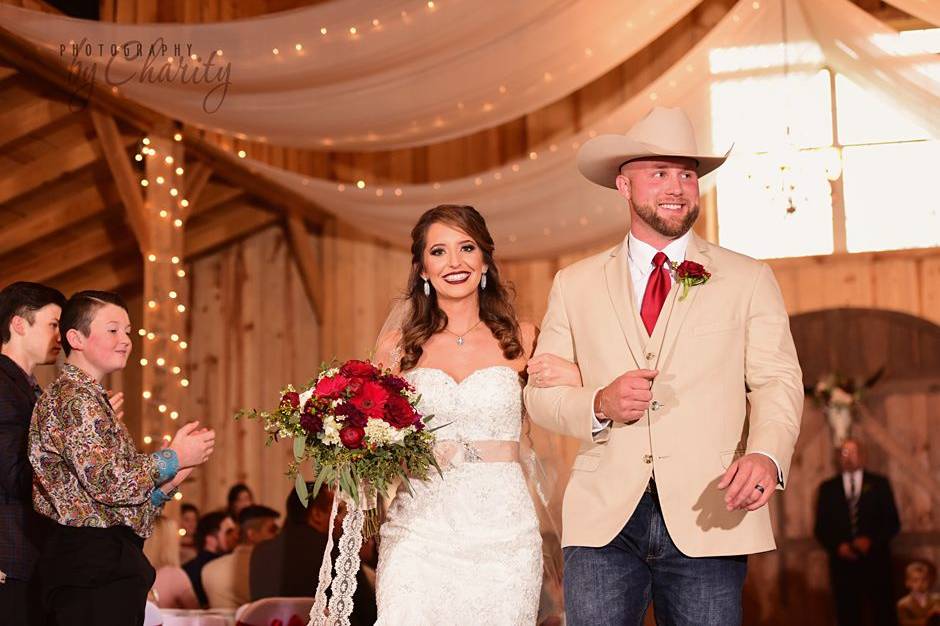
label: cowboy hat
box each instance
[577,106,729,189]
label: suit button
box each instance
[643,454,653,464]
[646,352,655,360]
[651,401,662,411]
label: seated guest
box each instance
[250,487,377,626]
[898,559,940,626]
[203,504,280,609]
[29,290,215,626]
[0,282,65,626]
[227,482,255,520]
[144,515,199,609]
[179,503,199,563]
[183,510,236,607]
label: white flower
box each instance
[298,388,314,407]
[319,416,342,446]
[364,418,393,446]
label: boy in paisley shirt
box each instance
[29,290,216,625]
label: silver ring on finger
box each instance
[754,484,765,494]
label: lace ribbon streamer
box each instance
[307,494,364,626]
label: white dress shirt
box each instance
[842,469,863,500]
[588,231,784,485]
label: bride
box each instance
[373,205,579,625]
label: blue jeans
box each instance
[563,482,747,626]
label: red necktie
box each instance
[640,251,671,335]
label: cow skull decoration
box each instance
[808,369,884,448]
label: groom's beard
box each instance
[633,201,700,239]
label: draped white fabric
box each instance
[0,0,701,150]
[245,0,939,259]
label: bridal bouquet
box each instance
[238,359,439,626]
[239,358,438,511]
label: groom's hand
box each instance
[595,369,658,423]
[718,453,777,511]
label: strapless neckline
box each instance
[406,365,520,387]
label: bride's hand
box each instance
[527,354,582,388]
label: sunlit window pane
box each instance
[710,70,832,151]
[716,150,836,259]
[835,74,931,145]
[842,140,940,252]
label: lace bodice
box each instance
[403,366,523,442]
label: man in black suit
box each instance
[0,282,66,625]
[250,487,377,626]
[815,438,901,626]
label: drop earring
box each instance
[423,278,431,297]
[481,272,487,290]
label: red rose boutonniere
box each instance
[672,260,711,300]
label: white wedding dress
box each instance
[375,365,542,625]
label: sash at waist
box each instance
[434,439,519,467]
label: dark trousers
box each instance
[830,555,897,626]
[0,575,43,626]
[38,524,155,626]
[563,482,748,626]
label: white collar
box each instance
[625,230,692,275]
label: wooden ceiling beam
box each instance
[184,201,278,261]
[0,130,135,205]
[89,109,150,251]
[180,161,212,222]
[2,219,134,285]
[0,173,118,256]
[47,252,143,295]
[0,96,73,149]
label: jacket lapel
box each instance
[0,354,36,407]
[650,233,712,368]
[604,246,645,370]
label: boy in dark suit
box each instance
[0,281,66,626]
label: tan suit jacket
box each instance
[202,544,253,609]
[524,233,803,557]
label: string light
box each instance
[295,43,303,51]
[147,300,157,309]
[159,210,168,218]
[147,332,156,340]
[179,342,188,350]
[140,358,149,366]
[349,27,358,35]
[173,492,183,501]
[158,404,167,413]
[177,304,186,313]
[171,256,180,264]
[175,167,184,175]
[168,291,177,299]
[170,411,179,420]
[142,391,152,399]
[237,150,247,159]
[180,379,190,387]
[164,156,174,165]
[180,199,189,208]
[173,133,182,142]
[356,180,366,189]
[138,329,147,337]
[170,334,179,342]
[135,154,143,162]
[272,47,280,55]
[142,137,150,146]
[141,179,149,187]
[156,358,166,367]
[143,435,153,444]
[155,176,165,185]
[320,27,328,35]
[147,254,157,262]
[174,219,183,228]
[177,269,186,278]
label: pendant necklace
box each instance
[444,319,483,346]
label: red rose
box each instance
[676,260,710,280]
[385,394,419,429]
[350,381,389,419]
[300,412,323,434]
[340,360,379,379]
[280,391,300,410]
[315,374,349,400]
[339,425,365,449]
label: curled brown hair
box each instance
[399,205,523,372]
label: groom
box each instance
[524,107,803,625]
